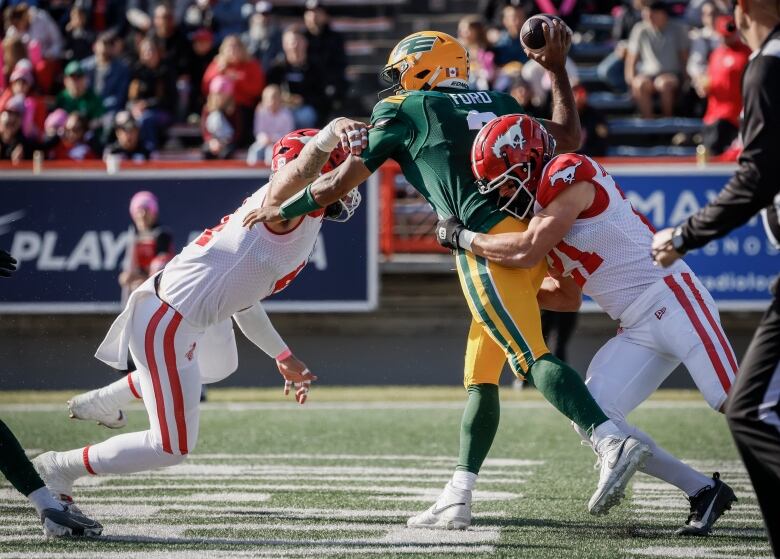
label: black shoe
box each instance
[675,472,737,536]
[41,506,103,538]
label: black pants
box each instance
[726,281,780,557]
[0,418,46,496]
[541,310,579,363]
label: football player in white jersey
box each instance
[436,114,738,536]
[33,119,368,505]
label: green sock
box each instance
[0,419,46,496]
[456,384,500,474]
[527,354,609,435]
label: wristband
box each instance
[314,119,341,152]
[279,184,322,220]
[275,348,291,361]
[460,230,476,251]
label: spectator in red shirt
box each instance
[120,190,173,297]
[202,34,264,143]
[698,15,750,155]
[48,112,98,161]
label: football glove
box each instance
[435,217,466,251]
[0,249,17,278]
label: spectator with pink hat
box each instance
[202,35,264,142]
[0,95,35,162]
[120,190,174,297]
[0,60,45,141]
[201,75,242,160]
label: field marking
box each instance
[625,461,770,558]
[0,400,711,412]
[626,545,773,558]
[0,546,498,559]
[63,484,519,502]
[0,450,530,558]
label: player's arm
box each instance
[265,117,369,207]
[439,182,593,267]
[537,271,583,312]
[233,302,316,404]
[244,118,409,227]
[526,19,582,152]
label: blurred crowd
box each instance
[465,0,748,156]
[0,0,345,163]
[0,0,748,163]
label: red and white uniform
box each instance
[536,154,738,411]
[160,185,322,329]
[89,184,322,472]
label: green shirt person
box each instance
[245,27,650,527]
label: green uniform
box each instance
[359,86,610,476]
[360,88,524,233]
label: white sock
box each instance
[451,470,477,491]
[88,431,185,475]
[98,373,141,410]
[27,486,63,515]
[57,448,91,480]
[591,420,623,445]
[617,422,714,496]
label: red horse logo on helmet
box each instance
[471,114,556,220]
[270,129,361,222]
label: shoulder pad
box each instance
[537,154,598,207]
[370,94,410,125]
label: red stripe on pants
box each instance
[145,303,173,454]
[127,372,142,399]
[682,272,738,381]
[163,311,188,455]
[82,445,96,475]
[665,275,732,393]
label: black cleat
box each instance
[675,472,737,536]
[41,506,103,538]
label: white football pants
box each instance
[584,272,738,495]
[83,296,238,475]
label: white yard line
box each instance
[0,400,710,412]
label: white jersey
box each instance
[159,184,323,328]
[534,153,690,320]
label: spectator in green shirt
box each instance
[56,61,105,125]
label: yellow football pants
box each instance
[456,217,550,387]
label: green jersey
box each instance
[361,88,525,233]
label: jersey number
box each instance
[195,215,230,247]
[466,111,498,131]
[272,261,306,294]
[550,241,604,287]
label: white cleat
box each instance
[68,389,126,429]
[588,435,651,516]
[407,482,471,530]
[33,452,78,501]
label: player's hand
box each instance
[0,249,17,278]
[651,227,682,268]
[276,354,318,405]
[332,117,369,156]
[243,206,284,228]
[524,19,571,73]
[435,217,466,251]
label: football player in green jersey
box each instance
[244,26,651,528]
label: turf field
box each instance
[0,387,771,558]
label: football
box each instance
[520,14,568,52]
